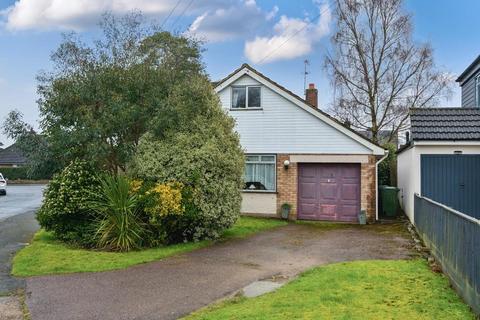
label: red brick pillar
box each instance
[361,155,377,223]
[276,154,298,220]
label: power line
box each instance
[257,2,331,65]
[160,0,183,29]
[170,0,195,31]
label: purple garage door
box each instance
[298,163,361,222]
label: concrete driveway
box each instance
[26,223,414,320]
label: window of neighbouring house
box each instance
[231,86,261,109]
[244,155,276,191]
[476,75,480,107]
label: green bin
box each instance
[379,186,399,217]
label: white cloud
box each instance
[3,0,176,30]
[188,0,276,42]
[244,3,331,64]
[266,6,279,21]
[1,0,231,31]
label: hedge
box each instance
[0,167,51,180]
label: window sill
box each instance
[230,108,263,111]
[242,190,277,194]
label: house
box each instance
[0,143,27,168]
[456,55,480,108]
[397,108,480,221]
[214,64,386,223]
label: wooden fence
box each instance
[414,194,479,315]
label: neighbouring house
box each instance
[456,54,480,108]
[0,143,27,168]
[214,64,386,223]
[397,108,480,221]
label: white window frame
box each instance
[476,75,480,107]
[243,154,276,192]
[231,86,262,110]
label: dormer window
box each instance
[231,86,261,109]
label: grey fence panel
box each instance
[415,194,480,315]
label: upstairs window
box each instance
[232,86,261,109]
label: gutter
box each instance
[375,150,389,221]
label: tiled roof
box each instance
[410,108,480,141]
[0,144,27,165]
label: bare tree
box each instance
[325,0,452,144]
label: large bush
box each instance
[37,160,101,246]
[131,79,244,243]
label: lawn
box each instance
[186,259,474,320]
[12,216,287,277]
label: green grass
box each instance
[185,259,474,320]
[12,216,287,277]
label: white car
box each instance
[0,173,6,195]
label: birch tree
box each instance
[325,0,452,144]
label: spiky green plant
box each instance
[90,175,145,252]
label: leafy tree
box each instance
[325,0,452,143]
[2,110,59,178]
[38,12,205,173]
[131,77,245,243]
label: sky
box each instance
[0,0,479,146]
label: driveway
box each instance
[0,185,44,295]
[26,223,414,320]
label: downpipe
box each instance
[375,150,389,221]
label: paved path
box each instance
[0,185,44,295]
[26,223,414,320]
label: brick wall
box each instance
[276,154,298,220]
[361,155,377,223]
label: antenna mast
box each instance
[303,59,310,95]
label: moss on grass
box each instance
[12,216,287,277]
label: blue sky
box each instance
[0,0,479,146]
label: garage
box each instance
[397,107,480,221]
[421,154,480,219]
[297,163,361,222]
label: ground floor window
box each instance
[244,154,276,191]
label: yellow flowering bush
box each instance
[129,179,143,194]
[145,182,184,219]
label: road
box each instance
[0,185,44,295]
[0,185,45,220]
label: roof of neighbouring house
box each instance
[214,63,386,154]
[410,107,480,141]
[358,130,399,146]
[456,55,480,84]
[0,143,27,166]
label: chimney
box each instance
[305,83,318,108]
